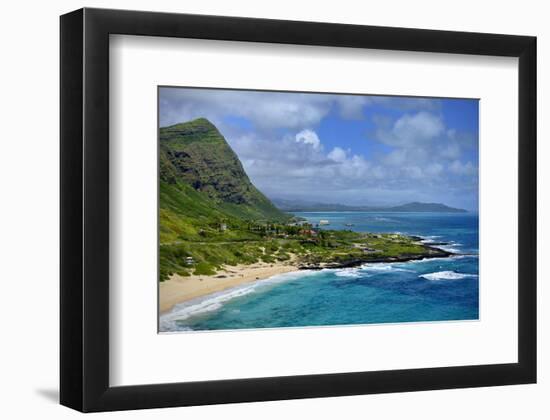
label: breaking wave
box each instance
[420,271,478,281]
[333,268,364,278]
[159,270,318,331]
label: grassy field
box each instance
[159,220,431,281]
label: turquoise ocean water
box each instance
[160,212,479,332]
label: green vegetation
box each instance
[158,118,449,281]
[160,118,287,222]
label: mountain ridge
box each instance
[160,118,288,222]
[272,198,467,213]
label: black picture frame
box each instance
[60,7,537,412]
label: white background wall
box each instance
[0,0,547,418]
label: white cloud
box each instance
[440,142,461,159]
[160,88,332,130]
[368,97,442,112]
[339,154,371,179]
[425,163,444,176]
[295,129,321,150]
[160,88,442,131]
[383,149,408,166]
[449,160,477,176]
[328,147,348,162]
[377,111,445,147]
[229,115,477,207]
[335,96,369,119]
[373,111,477,183]
[403,166,423,179]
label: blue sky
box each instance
[160,87,479,211]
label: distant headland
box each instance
[271,198,468,213]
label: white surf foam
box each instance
[420,271,477,281]
[373,217,397,222]
[361,263,393,271]
[160,284,258,329]
[418,236,463,253]
[419,235,442,244]
[159,269,320,330]
[398,254,477,266]
[435,240,463,253]
[360,263,413,273]
[333,268,364,278]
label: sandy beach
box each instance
[159,261,300,314]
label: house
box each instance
[185,256,195,265]
[220,223,227,231]
[288,220,309,227]
[361,247,376,253]
[319,220,330,225]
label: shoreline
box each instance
[297,247,453,270]
[159,242,457,315]
[159,261,299,314]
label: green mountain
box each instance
[159,118,289,242]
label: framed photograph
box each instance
[60,8,536,412]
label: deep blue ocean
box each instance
[160,212,479,332]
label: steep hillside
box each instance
[160,118,287,222]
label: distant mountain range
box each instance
[271,198,467,213]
